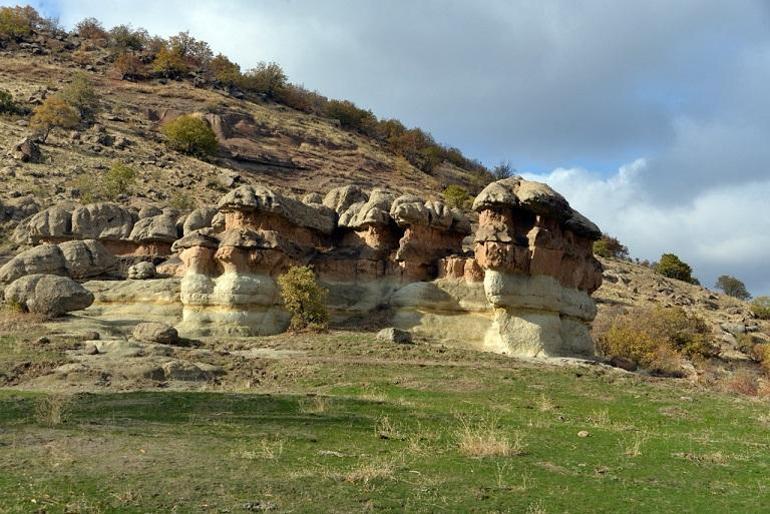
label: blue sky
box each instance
[6,0,770,295]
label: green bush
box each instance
[239,62,287,99]
[161,115,218,158]
[596,306,716,374]
[277,266,328,332]
[593,235,630,260]
[30,95,80,142]
[655,253,698,284]
[76,162,137,202]
[751,297,770,320]
[0,5,39,40]
[60,73,99,123]
[443,185,471,209]
[0,89,23,115]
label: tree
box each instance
[75,17,107,41]
[443,185,471,209]
[655,253,698,285]
[240,62,287,99]
[60,73,99,123]
[161,115,218,158]
[168,31,213,67]
[108,24,148,52]
[277,265,328,331]
[111,52,145,80]
[715,275,751,300]
[593,235,630,260]
[207,53,241,85]
[30,96,79,142]
[151,43,190,78]
[0,5,40,40]
[492,160,514,180]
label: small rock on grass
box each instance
[376,327,413,345]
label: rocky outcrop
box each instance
[469,177,603,357]
[5,274,94,316]
[0,244,67,284]
[58,239,117,279]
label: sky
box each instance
[6,0,770,294]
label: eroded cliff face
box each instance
[4,177,603,358]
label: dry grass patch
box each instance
[457,415,526,458]
[623,432,648,458]
[536,394,556,412]
[34,394,73,426]
[343,457,399,487]
[0,305,48,334]
[235,439,285,461]
[299,395,328,414]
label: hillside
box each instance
[0,24,488,214]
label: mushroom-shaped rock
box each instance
[58,239,117,279]
[323,185,369,215]
[171,229,220,252]
[217,185,336,235]
[4,274,94,317]
[338,189,396,229]
[13,205,72,244]
[0,244,67,284]
[390,196,455,230]
[564,209,602,240]
[472,176,570,220]
[183,207,217,235]
[72,203,135,240]
[129,214,178,243]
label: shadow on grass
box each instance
[0,390,403,432]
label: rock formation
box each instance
[3,176,603,358]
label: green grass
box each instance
[2,332,770,513]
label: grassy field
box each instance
[2,329,770,513]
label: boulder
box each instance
[4,274,94,316]
[10,137,42,163]
[127,261,156,280]
[138,206,163,219]
[58,239,117,279]
[72,203,135,240]
[376,327,413,344]
[13,205,72,244]
[0,244,67,284]
[132,321,179,345]
[338,189,396,229]
[302,192,324,205]
[323,185,369,215]
[129,214,178,243]
[183,207,217,235]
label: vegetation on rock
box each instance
[751,296,770,320]
[277,265,329,331]
[442,184,472,209]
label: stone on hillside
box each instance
[376,327,413,344]
[4,274,94,317]
[14,205,73,244]
[132,322,179,345]
[72,203,135,240]
[129,214,178,243]
[183,207,217,235]
[338,189,395,229]
[10,137,42,163]
[58,239,117,279]
[323,185,368,215]
[127,261,156,280]
[138,206,162,219]
[0,244,67,284]
[302,192,323,205]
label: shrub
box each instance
[714,275,751,300]
[277,265,328,331]
[751,297,770,320]
[168,31,212,68]
[169,192,196,211]
[655,253,698,284]
[724,370,759,396]
[207,53,241,86]
[30,96,79,142]
[108,24,148,52]
[0,89,22,115]
[161,115,218,158]
[443,184,471,209]
[596,306,716,374]
[325,99,377,134]
[0,5,39,40]
[151,44,190,78]
[240,62,287,99]
[593,235,630,260]
[492,160,514,180]
[76,162,136,202]
[75,17,107,41]
[60,73,99,123]
[111,52,145,80]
